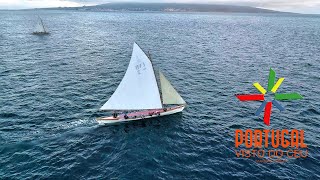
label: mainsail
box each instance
[34,17,47,33]
[100,43,163,110]
[159,71,186,105]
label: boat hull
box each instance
[32,32,50,35]
[96,105,185,125]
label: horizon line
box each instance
[0,2,319,15]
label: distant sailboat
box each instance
[97,43,186,124]
[32,16,49,35]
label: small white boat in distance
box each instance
[97,43,186,125]
[32,16,49,35]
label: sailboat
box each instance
[32,16,49,35]
[96,43,186,125]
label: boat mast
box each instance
[147,50,163,107]
[39,17,46,33]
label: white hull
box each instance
[97,105,185,125]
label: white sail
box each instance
[34,17,46,33]
[159,71,186,105]
[100,43,162,110]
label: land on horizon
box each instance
[31,3,293,14]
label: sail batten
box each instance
[100,43,163,110]
[159,71,186,105]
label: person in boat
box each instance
[112,112,118,118]
[124,114,129,119]
[163,108,167,112]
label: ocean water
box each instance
[0,10,320,179]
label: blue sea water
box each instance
[0,10,320,179]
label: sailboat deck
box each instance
[99,105,183,121]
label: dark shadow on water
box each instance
[32,33,51,40]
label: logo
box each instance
[235,68,303,125]
[233,68,307,163]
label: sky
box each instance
[0,0,319,14]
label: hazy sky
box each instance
[0,0,319,14]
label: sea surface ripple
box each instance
[0,10,320,179]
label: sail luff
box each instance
[137,44,163,109]
[159,71,186,105]
[40,18,46,32]
[146,51,163,106]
